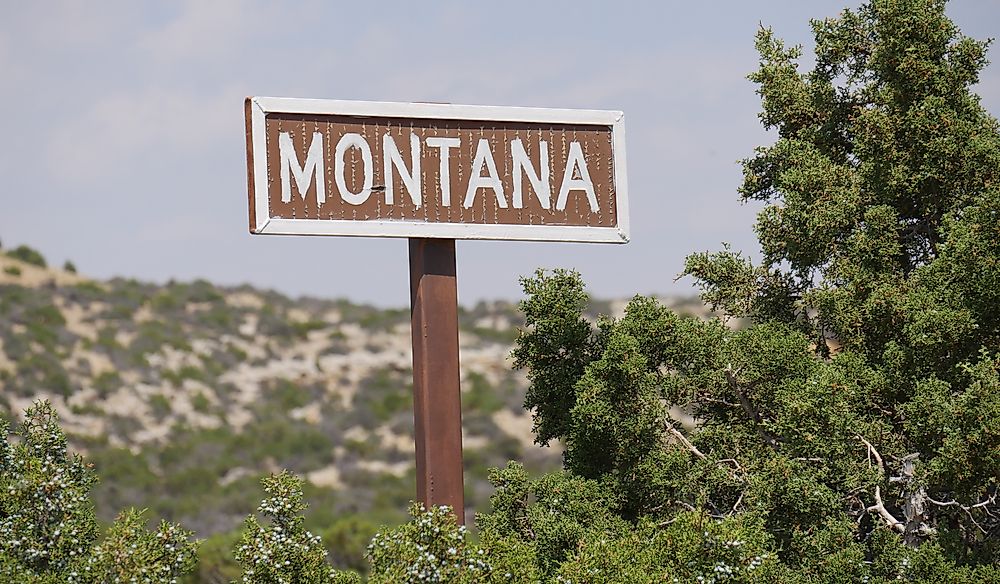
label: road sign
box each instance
[245,97,629,243]
[244,97,630,524]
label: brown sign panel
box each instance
[245,98,629,243]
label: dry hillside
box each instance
[0,245,710,539]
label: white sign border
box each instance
[247,97,630,244]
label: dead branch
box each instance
[725,365,781,448]
[725,366,759,423]
[701,395,740,408]
[731,491,745,514]
[716,458,744,471]
[927,493,997,534]
[664,422,744,476]
[657,500,701,527]
[666,422,706,460]
[857,434,886,476]
[867,486,905,533]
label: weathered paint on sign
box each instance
[245,98,629,243]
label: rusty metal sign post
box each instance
[409,238,464,520]
[245,97,629,523]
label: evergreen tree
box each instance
[480,0,999,579]
[0,401,197,583]
[353,2,1000,579]
[235,471,360,584]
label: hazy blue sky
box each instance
[2,1,998,306]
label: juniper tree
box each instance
[0,401,197,583]
[695,0,1000,551]
[235,471,360,584]
[486,0,1000,579]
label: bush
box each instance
[6,245,46,268]
[366,503,489,584]
[0,400,197,582]
[234,470,360,583]
[321,515,379,573]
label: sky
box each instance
[2,1,998,307]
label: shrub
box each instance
[320,516,379,574]
[366,503,489,584]
[191,391,212,413]
[149,393,172,420]
[0,400,197,582]
[92,370,121,398]
[6,245,46,268]
[234,470,360,583]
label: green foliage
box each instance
[234,471,348,583]
[6,244,47,268]
[496,270,1000,581]
[131,320,192,361]
[67,281,105,302]
[720,0,1000,554]
[462,372,506,415]
[162,364,207,387]
[271,379,312,412]
[191,391,212,413]
[85,509,197,583]
[148,393,172,420]
[0,401,197,583]
[62,261,76,274]
[15,352,72,397]
[184,530,243,583]
[354,368,412,424]
[291,320,327,339]
[91,370,121,397]
[320,516,379,574]
[0,401,98,579]
[477,462,628,580]
[365,503,488,584]
[512,268,598,446]
[357,307,408,332]
[470,1,1000,580]
[3,265,21,277]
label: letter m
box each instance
[279,131,326,204]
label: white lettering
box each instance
[279,132,325,205]
[556,141,598,212]
[511,138,550,209]
[464,139,507,209]
[425,137,461,206]
[383,133,422,207]
[334,133,374,205]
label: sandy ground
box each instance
[0,255,88,287]
[1,255,567,488]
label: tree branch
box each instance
[926,493,997,534]
[664,422,743,474]
[716,458,744,471]
[666,422,705,460]
[867,486,905,533]
[701,395,740,408]
[856,434,886,476]
[726,366,760,424]
[725,365,781,448]
[731,490,745,514]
